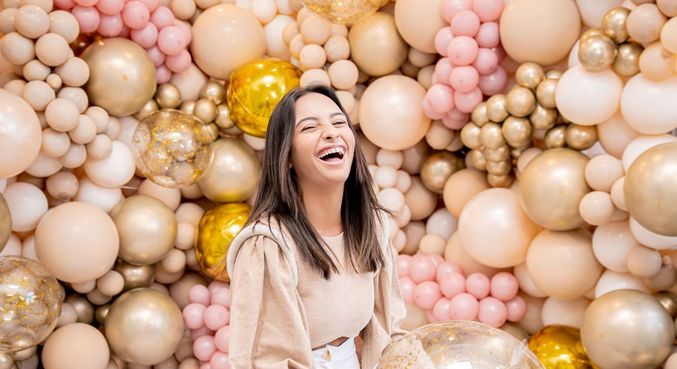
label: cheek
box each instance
[291,135,315,167]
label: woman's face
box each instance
[291,93,355,186]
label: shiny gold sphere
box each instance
[468,149,487,171]
[602,7,631,44]
[460,123,482,149]
[613,42,642,77]
[515,62,545,90]
[155,83,182,109]
[180,101,196,115]
[565,124,598,150]
[198,138,262,202]
[529,325,593,369]
[95,304,111,324]
[506,87,536,117]
[193,98,218,123]
[114,261,155,291]
[530,104,559,130]
[545,125,567,149]
[544,70,563,80]
[484,145,510,162]
[653,291,677,318]
[65,294,94,324]
[486,159,512,176]
[200,81,227,105]
[578,34,617,72]
[486,94,509,122]
[535,78,558,109]
[479,122,505,149]
[580,28,604,42]
[502,116,533,148]
[471,102,490,126]
[135,100,159,121]
[487,173,514,188]
[420,151,465,194]
[215,104,234,130]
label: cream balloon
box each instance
[197,138,261,203]
[444,232,505,277]
[83,141,136,189]
[0,89,42,178]
[541,297,590,329]
[629,217,677,250]
[621,75,677,135]
[514,263,547,298]
[595,270,650,298]
[74,177,123,213]
[592,221,640,272]
[555,65,623,125]
[42,323,110,369]
[576,0,625,27]
[394,0,445,53]
[3,182,48,232]
[621,134,677,171]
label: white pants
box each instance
[311,337,360,369]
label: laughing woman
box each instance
[226,85,406,369]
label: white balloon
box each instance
[263,15,294,60]
[575,0,625,27]
[595,270,649,298]
[621,134,677,171]
[74,177,123,213]
[3,182,48,232]
[555,65,623,125]
[425,208,457,240]
[83,141,135,188]
[592,221,640,272]
[629,217,677,250]
[621,75,677,135]
[541,297,591,329]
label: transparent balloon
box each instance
[301,0,389,25]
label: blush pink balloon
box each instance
[208,281,230,295]
[131,23,158,49]
[423,98,447,120]
[426,310,439,323]
[447,108,470,122]
[96,0,124,15]
[75,0,97,6]
[200,364,212,369]
[478,297,508,327]
[189,285,211,305]
[146,45,166,66]
[174,20,192,43]
[449,66,479,93]
[454,87,483,113]
[158,26,186,56]
[151,6,175,29]
[414,281,442,309]
[122,0,150,29]
[210,352,230,369]
[190,327,214,340]
[138,0,160,12]
[211,289,231,308]
[472,48,499,75]
[442,117,468,130]
[441,0,473,23]
[54,0,75,10]
[98,14,124,37]
[476,22,500,48]
[434,58,454,85]
[440,272,466,298]
[435,27,454,56]
[505,295,527,322]
[397,254,412,277]
[447,36,479,66]
[156,64,172,84]
[71,6,101,33]
[183,303,206,329]
[478,66,507,95]
[204,305,229,331]
[433,298,453,321]
[451,10,480,37]
[466,272,491,299]
[193,335,217,361]
[409,254,437,283]
[426,84,455,114]
[436,261,464,282]
[427,254,445,268]
[449,293,479,320]
[490,272,519,301]
[214,325,230,352]
[119,24,131,38]
[473,0,504,22]
[398,277,416,304]
[493,45,506,62]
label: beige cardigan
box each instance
[226,214,407,369]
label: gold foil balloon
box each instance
[132,109,213,188]
[114,261,155,291]
[578,34,617,72]
[613,42,642,77]
[519,149,591,231]
[420,152,465,194]
[0,256,62,352]
[624,142,677,236]
[602,7,631,43]
[226,58,301,137]
[301,0,388,25]
[195,203,251,282]
[0,89,42,178]
[0,194,10,252]
[565,124,598,150]
[198,138,262,203]
[105,288,184,366]
[81,38,156,117]
[528,325,592,369]
[377,320,545,369]
[581,289,673,369]
[653,291,677,318]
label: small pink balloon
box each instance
[166,49,191,73]
[214,325,230,353]
[98,14,124,37]
[449,293,479,320]
[436,261,464,282]
[422,97,447,120]
[476,22,500,48]
[204,305,229,331]
[473,0,504,22]
[156,64,172,84]
[409,254,437,283]
[71,6,101,33]
[433,298,453,321]
[96,0,124,15]
[426,84,455,115]
[122,0,150,29]
[434,58,454,85]
[131,23,158,49]
[478,66,507,95]
[493,45,506,62]
[478,297,508,327]
[447,108,470,122]
[490,272,519,301]
[146,45,166,66]
[193,335,217,362]
[399,277,416,304]
[191,326,214,340]
[75,0,97,7]
[454,87,483,113]
[151,6,175,29]
[440,272,466,298]
[466,272,491,299]
[174,20,192,43]
[451,10,480,37]
[414,281,442,310]
[441,0,473,23]
[54,0,75,9]
[426,310,439,323]
[427,254,445,268]
[435,27,454,56]
[119,24,131,38]
[189,285,211,305]
[210,352,230,369]
[210,289,231,308]
[505,295,527,322]
[472,48,499,75]
[158,26,187,56]
[447,36,479,66]
[396,254,412,278]
[138,0,160,12]
[442,117,468,130]
[449,66,479,93]
[183,303,206,330]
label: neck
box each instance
[299,180,344,237]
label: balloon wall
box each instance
[0,0,676,368]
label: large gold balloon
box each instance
[0,194,10,252]
[420,152,465,194]
[132,109,214,188]
[528,325,592,369]
[226,58,301,137]
[581,289,673,369]
[0,256,62,352]
[105,288,184,366]
[195,203,251,282]
[625,142,677,236]
[198,138,262,203]
[81,38,156,117]
[114,261,155,292]
[519,149,591,230]
[301,0,388,25]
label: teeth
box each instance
[318,146,345,158]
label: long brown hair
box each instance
[247,84,387,279]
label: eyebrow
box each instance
[295,112,346,126]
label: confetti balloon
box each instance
[226,58,301,137]
[301,0,389,25]
[528,325,593,369]
[195,203,251,282]
[0,256,62,352]
[132,109,213,188]
[0,194,10,252]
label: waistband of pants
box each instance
[311,337,357,362]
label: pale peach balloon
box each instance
[349,12,408,77]
[514,263,547,298]
[264,15,294,60]
[626,246,662,278]
[518,295,545,334]
[0,89,42,178]
[541,297,591,329]
[575,0,625,27]
[402,221,425,255]
[556,65,623,125]
[443,168,489,219]
[74,177,123,213]
[418,233,446,255]
[84,141,135,189]
[0,234,22,257]
[42,323,110,369]
[621,75,677,135]
[579,191,615,226]
[394,0,445,54]
[594,270,649,298]
[3,182,48,232]
[138,179,181,211]
[25,152,62,178]
[592,221,640,272]
[404,177,437,221]
[169,64,207,102]
[444,232,505,277]
[621,134,677,171]
[174,203,204,227]
[585,154,624,191]
[629,217,677,250]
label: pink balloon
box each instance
[399,277,416,304]
[478,66,507,96]
[190,326,214,340]
[426,310,440,323]
[396,254,412,278]
[214,325,230,353]
[146,45,166,66]
[493,45,506,62]
[96,0,124,15]
[434,58,454,85]
[131,23,158,49]
[409,254,437,283]
[156,64,172,84]
[193,335,217,362]
[436,261,464,282]
[472,48,499,75]
[183,303,206,330]
[422,98,446,120]
[166,49,191,73]
[138,0,160,12]
[119,24,131,38]
[71,6,100,33]
[466,272,491,299]
[54,0,75,10]
[505,296,527,322]
[157,26,187,56]
[475,22,500,48]
[204,305,229,331]
[447,108,470,122]
[435,27,454,56]
[451,10,480,37]
[200,364,212,369]
[151,6,175,29]
[210,352,230,369]
[490,272,519,301]
[189,285,211,305]
[449,66,479,93]
[449,293,479,320]
[427,254,445,268]
[447,36,479,66]
[473,0,504,22]
[208,281,230,295]
[478,297,507,327]
[98,14,124,37]
[426,84,455,115]
[440,272,466,298]
[74,0,96,6]
[441,0,473,23]
[174,20,192,43]
[122,0,150,29]
[454,87,483,113]
[210,289,231,308]
[442,117,468,130]
[433,298,453,321]
[414,281,442,310]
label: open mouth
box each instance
[317,146,346,162]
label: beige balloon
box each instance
[445,232,506,277]
[110,196,177,265]
[597,112,640,158]
[190,4,266,80]
[443,168,489,219]
[198,138,261,203]
[575,0,624,28]
[0,89,42,178]
[42,323,110,369]
[620,74,677,135]
[81,38,156,117]
[348,12,408,77]
[394,0,445,53]
[519,149,591,231]
[105,288,184,366]
[541,297,590,329]
[555,65,623,126]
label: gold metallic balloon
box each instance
[486,94,509,122]
[200,81,227,105]
[132,109,214,188]
[528,325,593,369]
[105,288,184,366]
[215,104,234,130]
[198,138,262,203]
[0,194,10,252]
[81,38,157,117]
[581,289,673,369]
[471,102,490,126]
[515,62,545,90]
[227,58,301,137]
[519,148,590,230]
[506,86,536,117]
[135,99,160,121]
[602,7,631,44]
[460,122,482,149]
[625,142,677,236]
[69,33,97,56]
[653,291,677,318]
[468,149,487,171]
[193,98,218,123]
[301,0,387,25]
[155,83,182,109]
[487,173,514,188]
[484,145,510,162]
[196,203,251,281]
[65,295,94,324]
[544,70,563,80]
[95,304,111,324]
[530,104,558,131]
[502,116,533,148]
[480,122,505,149]
[565,124,598,150]
[0,353,12,369]
[12,345,36,361]
[486,160,511,176]
[420,152,465,194]
[613,42,643,77]
[114,261,155,291]
[0,257,62,352]
[545,125,567,149]
[535,78,558,109]
[580,28,604,42]
[180,100,196,115]
[578,34,617,72]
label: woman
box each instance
[226,84,406,369]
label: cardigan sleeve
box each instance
[228,235,314,369]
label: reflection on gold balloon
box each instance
[81,38,156,117]
[0,257,62,352]
[227,58,301,137]
[65,295,94,324]
[198,138,261,203]
[471,103,489,127]
[486,94,509,122]
[545,125,567,149]
[528,325,592,369]
[301,0,388,25]
[480,122,505,149]
[613,42,643,77]
[578,34,617,72]
[69,33,97,56]
[468,149,487,171]
[420,152,465,194]
[196,203,251,282]
[0,194,10,252]
[625,142,677,236]
[565,124,598,150]
[136,100,160,121]
[132,109,213,189]
[114,261,155,291]
[602,7,631,44]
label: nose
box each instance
[322,124,339,141]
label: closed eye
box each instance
[332,121,347,126]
